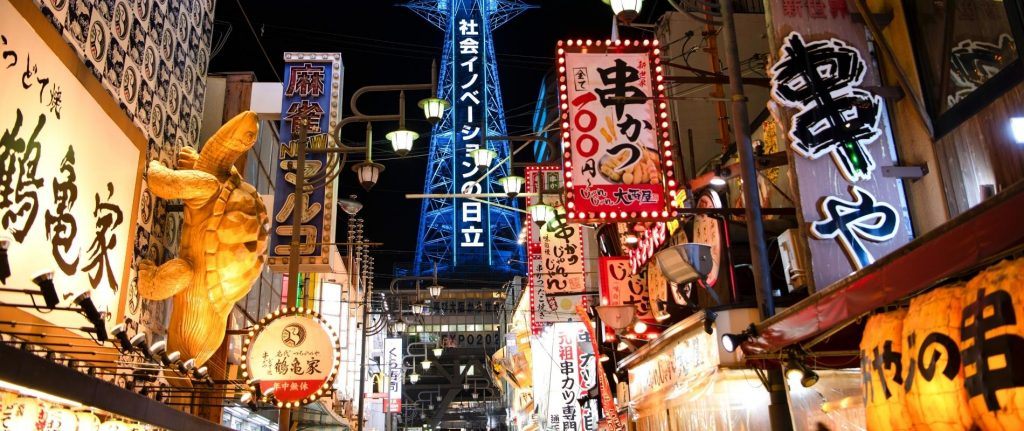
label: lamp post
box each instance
[284,62,446,431]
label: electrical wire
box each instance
[231,0,281,81]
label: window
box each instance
[906,0,1024,135]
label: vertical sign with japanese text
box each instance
[384,337,403,413]
[530,322,598,431]
[0,1,142,333]
[556,40,679,223]
[268,52,342,272]
[527,166,586,327]
[767,5,912,290]
[452,4,491,266]
[599,257,653,323]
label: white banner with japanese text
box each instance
[384,337,403,413]
[530,322,599,431]
[527,166,586,327]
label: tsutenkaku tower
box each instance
[406,0,530,277]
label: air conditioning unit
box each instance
[777,229,809,293]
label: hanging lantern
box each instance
[386,129,419,157]
[963,257,1024,431]
[469,148,497,171]
[428,284,444,299]
[98,420,129,431]
[902,284,973,431]
[610,0,644,23]
[861,309,914,431]
[418,97,450,124]
[75,411,101,431]
[351,161,385,191]
[527,204,556,228]
[498,175,525,197]
[3,397,45,430]
[42,407,78,431]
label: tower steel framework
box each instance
[406,0,530,277]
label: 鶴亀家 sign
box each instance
[242,308,341,407]
[0,2,142,334]
[556,39,680,223]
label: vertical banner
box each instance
[599,257,653,323]
[530,322,598,431]
[268,52,342,272]
[384,337,403,413]
[766,5,912,290]
[576,305,624,431]
[527,166,586,327]
[0,1,142,331]
[556,39,680,223]
[452,4,491,266]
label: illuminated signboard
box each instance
[530,322,599,431]
[556,39,679,223]
[384,337,404,413]
[526,166,585,327]
[268,52,342,272]
[0,1,142,333]
[767,11,912,289]
[243,308,341,407]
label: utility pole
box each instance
[718,0,792,429]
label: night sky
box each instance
[211,0,669,280]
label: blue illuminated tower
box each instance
[406,0,529,276]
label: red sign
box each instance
[599,257,653,326]
[627,222,668,274]
[556,39,679,223]
[243,309,340,407]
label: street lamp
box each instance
[386,130,419,157]
[432,347,443,357]
[527,204,556,227]
[421,360,432,370]
[498,175,525,197]
[418,97,450,124]
[428,284,444,299]
[410,372,420,384]
[352,160,385,191]
[469,148,497,171]
[610,0,644,23]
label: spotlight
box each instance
[240,392,258,410]
[130,332,149,356]
[0,238,10,284]
[178,358,196,374]
[163,351,181,367]
[1012,116,1024,144]
[193,366,209,380]
[148,340,167,362]
[785,355,820,388]
[111,323,132,352]
[801,369,820,388]
[633,320,648,333]
[262,386,276,398]
[721,326,754,353]
[703,310,716,335]
[33,271,59,309]
[710,166,730,187]
[74,291,107,342]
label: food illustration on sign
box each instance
[599,148,660,185]
[138,111,270,366]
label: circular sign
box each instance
[242,308,340,408]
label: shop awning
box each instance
[745,182,1024,354]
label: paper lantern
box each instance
[42,407,77,431]
[902,284,973,430]
[97,420,128,431]
[74,412,101,431]
[962,257,1024,431]
[861,310,914,431]
[2,396,46,430]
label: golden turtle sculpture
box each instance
[139,111,269,366]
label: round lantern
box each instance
[41,407,77,431]
[901,284,972,430]
[861,310,913,431]
[74,412,101,431]
[2,396,46,430]
[963,257,1024,431]
[98,420,129,431]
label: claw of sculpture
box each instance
[138,111,269,366]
